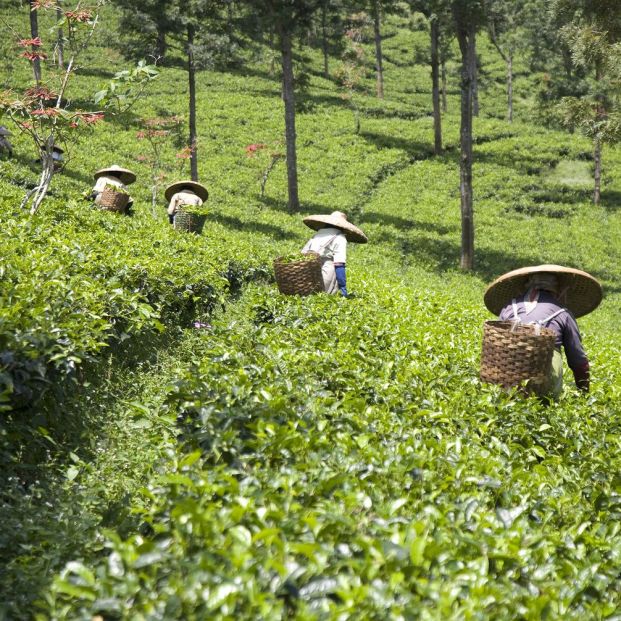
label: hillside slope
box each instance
[1,6,621,620]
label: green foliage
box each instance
[0,2,620,620]
[276,251,318,264]
[103,183,129,194]
[93,60,159,121]
[43,284,621,619]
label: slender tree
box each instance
[187,21,198,180]
[26,0,41,84]
[56,0,64,69]
[111,0,173,59]
[486,0,528,122]
[1,2,105,213]
[451,0,484,270]
[110,0,227,180]
[244,1,321,211]
[409,0,453,154]
[314,0,345,79]
[371,0,384,97]
[554,0,621,205]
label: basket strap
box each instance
[319,234,339,252]
[537,308,567,326]
[512,298,567,327]
[303,234,339,258]
[511,298,519,320]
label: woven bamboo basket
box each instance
[480,320,556,396]
[173,208,207,234]
[273,252,323,296]
[98,186,129,212]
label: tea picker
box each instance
[301,211,367,297]
[89,165,136,214]
[482,265,602,398]
[165,180,209,228]
[0,126,13,158]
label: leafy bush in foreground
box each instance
[0,204,273,412]
[44,284,621,620]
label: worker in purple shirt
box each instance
[485,265,602,398]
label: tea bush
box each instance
[44,282,621,620]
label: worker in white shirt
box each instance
[301,211,367,296]
[90,165,137,212]
[164,180,209,224]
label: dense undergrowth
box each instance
[1,4,621,620]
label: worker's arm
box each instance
[334,263,347,297]
[562,313,590,392]
[571,362,590,392]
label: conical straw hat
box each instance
[484,264,602,318]
[303,211,367,244]
[164,180,209,202]
[94,164,136,185]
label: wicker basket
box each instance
[98,186,129,212]
[480,320,556,396]
[273,252,324,296]
[173,208,207,234]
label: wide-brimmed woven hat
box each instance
[484,264,602,318]
[164,180,209,202]
[94,164,136,185]
[0,126,12,136]
[303,211,367,244]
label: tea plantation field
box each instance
[1,5,621,620]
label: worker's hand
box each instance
[572,363,590,392]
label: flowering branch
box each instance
[0,1,104,214]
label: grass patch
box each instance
[545,159,593,188]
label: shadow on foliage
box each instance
[397,231,620,294]
[361,211,457,235]
[599,191,621,212]
[375,227,539,283]
[360,131,436,160]
[207,212,298,240]
[258,194,335,217]
[58,166,94,187]
[0,330,182,479]
[74,66,116,79]
[362,107,428,122]
[472,132,518,145]
[0,329,188,617]
[228,64,280,83]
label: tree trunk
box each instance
[56,0,64,69]
[472,46,479,117]
[593,137,601,205]
[430,18,442,155]
[441,57,447,112]
[321,3,329,78]
[187,24,198,182]
[29,0,41,85]
[24,136,55,214]
[269,27,276,76]
[507,54,513,122]
[372,0,384,99]
[156,26,167,59]
[226,0,234,37]
[456,23,475,271]
[279,24,300,211]
[593,63,603,205]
